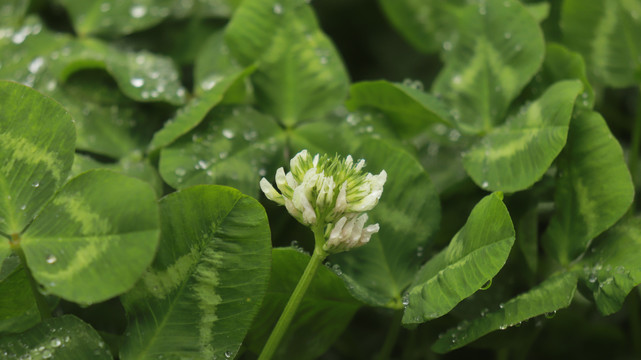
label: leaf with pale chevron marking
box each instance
[543,111,634,265]
[120,185,271,360]
[225,0,349,125]
[402,192,514,324]
[0,81,75,236]
[20,169,160,304]
[432,0,545,134]
[561,0,641,87]
[463,80,582,193]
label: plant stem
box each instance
[628,86,641,214]
[10,234,51,320]
[258,227,328,360]
[375,310,403,360]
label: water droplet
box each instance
[19,204,26,210]
[499,303,505,309]
[28,57,45,73]
[222,129,235,139]
[545,310,557,319]
[319,56,328,64]
[100,2,111,12]
[197,160,208,170]
[504,32,512,39]
[402,294,410,307]
[224,350,233,358]
[499,324,507,330]
[175,168,186,176]
[331,264,342,276]
[442,41,453,51]
[480,279,492,290]
[416,246,424,257]
[130,5,147,18]
[481,181,489,189]
[50,338,62,347]
[130,78,144,88]
[588,274,597,283]
[46,254,57,264]
[452,75,462,85]
[272,3,283,14]
[448,129,461,142]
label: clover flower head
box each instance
[259,149,387,253]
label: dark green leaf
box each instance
[463,80,583,192]
[159,106,285,197]
[402,192,514,324]
[58,0,175,37]
[433,0,545,134]
[120,185,271,360]
[0,261,39,334]
[576,216,641,315]
[245,248,362,359]
[543,111,634,264]
[431,271,577,353]
[0,81,75,235]
[21,170,160,304]
[0,315,112,359]
[345,80,453,138]
[332,139,441,307]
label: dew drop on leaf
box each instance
[50,338,62,347]
[131,78,144,88]
[272,3,283,14]
[46,254,57,264]
[130,5,147,18]
[480,278,492,290]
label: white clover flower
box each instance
[259,149,386,252]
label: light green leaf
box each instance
[0,81,75,235]
[431,271,577,353]
[159,106,286,197]
[149,65,255,152]
[529,43,595,111]
[58,39,187,105]
[345,80,453,138]
[576,217,641,315]
[332,139,441,307]
[70,154,164,197]
[0,0,29,27]
[21,169,160,304]
[378,0,463,54]
[0,315,112,359]
[0,261,39,334]
[193,31,252,102]
[433,0,545,134]
[561,0,641,87]
[58,0,175,37]
[225,0,349,125]
[50,70,159,159]
[463,80,583,192]
[245,248,362,359]
[525,2,550,23]
[402,192,514,324]
[120,185,271,360]
[543,111,634,264]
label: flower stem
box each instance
[258,227,328,360]
[10,234,51,320]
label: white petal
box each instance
[284,198,300,219]
[290,149,309,177]
[359,223,380,245]
[260,178,284,205]
[355,159,366,171]
[327,216,347,247]
[285,172,297,189]
[275,167,291,195]
[333,182,348,215]
[345,155,353,167]
[313,154,319,167]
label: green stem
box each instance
[258,227,328,360]
[10,234,51,320]
[375,310,403,360]
[628,86,641,214]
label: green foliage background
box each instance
[1,0,641,359]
